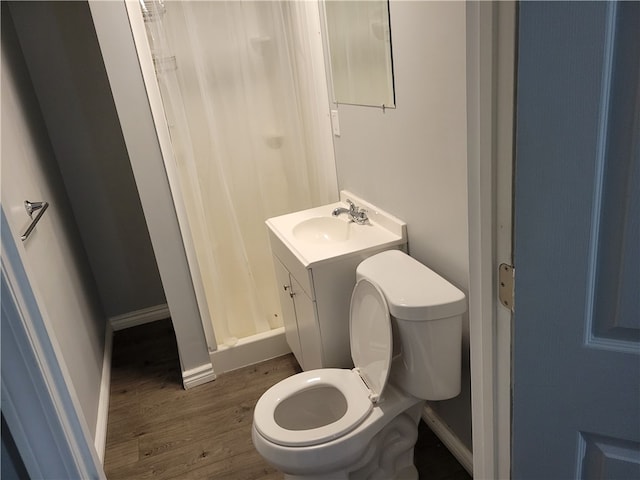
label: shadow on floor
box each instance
[415,420,472,479]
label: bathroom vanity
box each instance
[266,191,407,370]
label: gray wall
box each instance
[332,1,471,450]
[9,1,165,320]
[2,4,106,439]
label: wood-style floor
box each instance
[104,320,471,479]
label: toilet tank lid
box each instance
[356,250,467,321]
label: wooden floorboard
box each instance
[104,319,471,479]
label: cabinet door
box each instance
[273,257,303,366]
[291,275,323,370]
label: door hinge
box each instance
[498,263,515,311]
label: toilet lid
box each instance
[349,279,392,402]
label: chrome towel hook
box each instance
[25,200,45,217]
[21,200,49,241]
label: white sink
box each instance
[266,191,407,267]
[292,217,352,243]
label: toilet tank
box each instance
[356,250,466,400]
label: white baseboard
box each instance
[182,363,216,390]
[422,405,474,475]
[109,303,170,331]
[94,322,113,463]
[210,327,290,375]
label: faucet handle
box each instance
[336,199,368,224]
[354,208,368,224]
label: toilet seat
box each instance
[254,279,394,448]
[253,369,373,447]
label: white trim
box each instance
[94,323,113,463]
[109,303,170,331]
[493,3,516,479]
[466,2,516,479]
[466,3,497,478]
[422,406,473,476]
[182,364,217,390]
[210,327,290,375]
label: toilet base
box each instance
[281,403,423,480]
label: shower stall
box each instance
[130,1,337,371]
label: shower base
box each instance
[210,327,291,374]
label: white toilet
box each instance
[252,250,466,479]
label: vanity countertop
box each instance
[266,191,407,268]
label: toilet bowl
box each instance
[254,369,372,447]
[252,379,423,477]
[252,250,466,479]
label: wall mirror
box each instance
[322,0,395,108]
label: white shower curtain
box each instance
[143,1,337,344]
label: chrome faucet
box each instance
[332,199,368,224]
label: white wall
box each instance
[1,5,106,440]
[9,1,166,320]
[332,1,471,449]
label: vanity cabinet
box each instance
[269,229,405,371]
[266,190,407,372]
[273,257,322,370]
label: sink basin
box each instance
[292,217,351,243]
[266,190,407,267]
